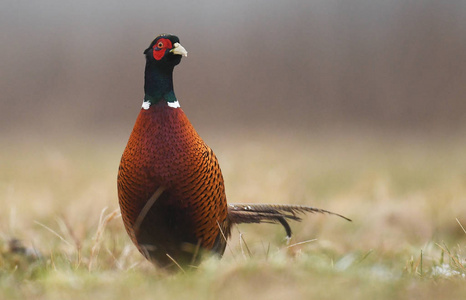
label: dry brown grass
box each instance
[1,131,466,299]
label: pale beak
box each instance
[170,42,188,57]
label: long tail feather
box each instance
[227,203,351,237]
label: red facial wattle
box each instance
[152,38,173,61]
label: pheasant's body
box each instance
[117,34,350,269]
[118,100,229,266]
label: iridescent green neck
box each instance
[143,64,178,105]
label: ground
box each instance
[1,130,465,299]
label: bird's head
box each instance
[144,34,188,69]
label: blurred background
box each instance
[1,2,466,296]
[1,0,466,139]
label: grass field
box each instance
[1,131,466,299]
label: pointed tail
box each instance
[227,203,351,238]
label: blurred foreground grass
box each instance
[1,131,466,299]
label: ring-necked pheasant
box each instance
[117,34,350,269]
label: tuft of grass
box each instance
[1,132,466,299]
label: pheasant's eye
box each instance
[157,42,164,49]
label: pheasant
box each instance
[117,34,350,269]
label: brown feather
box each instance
[228,203,351,237]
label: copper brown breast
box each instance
[118,100,229,268]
